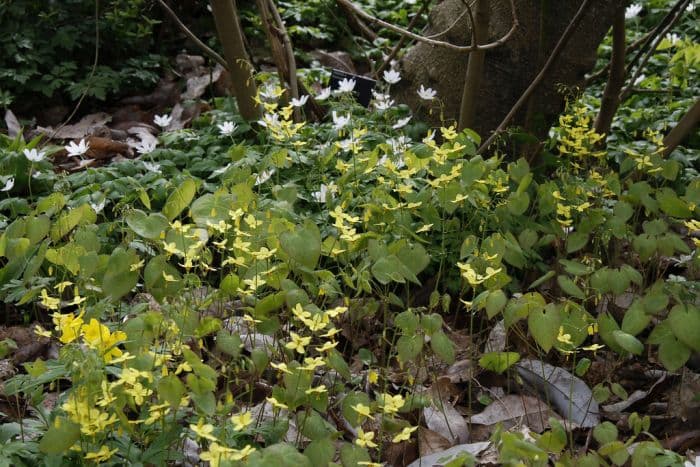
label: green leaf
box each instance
[621,301,650,336]
[420,313,443,334]
[658,335,691,371]
[39,418,81,454]
[162,178,196,221]
[158,374,186,409]
[50,204,95,241]
[593,422,618,445]
[479,352,520,373]
[305,438,335,466]
[340,392,371,427]
[668,304,700,351]
[280,221,321,270]
[557,275,586,300]
[340,443,370,467]
[566,231,588,253]
[484,289,508,318]
[528,303,561,352]
[397,335,423,365]
[126,209,169,239]
[102,247,140,301]
[395,310,419,334]
[612,330,644,355]
[656,187,692,218]
[190,192,236,226]
[430,330,455,364]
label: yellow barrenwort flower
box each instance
[355,427,378,448]
[41,289,62,311]
[231,411,253,431]
[352,403,374,420]
[285,332,311,354]
[266,397,288,410]
[379,393,405,414]
[556,326,573,346]
[52,311,84,343]
[392,426,418,443]
[81,319,127,363]
[190,418,218,441]
[84,445,118,463]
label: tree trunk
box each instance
[394,0,625,142]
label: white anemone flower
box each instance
[665,33,680,45]
[335,78,356,94]
[153,114,172,128]
[417,85,437,100]
[332,111,351,130]
[255,169,274,185]
[625,3,642,19]
[218,121,238,136]
[90,199,106,214]
[315,87,332,101]
[393,116,412,129]
[65,138,90,157]
[383,69,401,84]
[311,184,336,203]
[1,177,14,192]
[142,161,161,174]
[375,99,395,111]
[133,140,158,155]
[290,95,309,107]
[23,148,46,162]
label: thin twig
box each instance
[375,0,431,77]
[594,5,626,136]
[267,0,299,102]
[478,0,593,153]
[156,0,228,70]
[584,31,650,86]
[336,0,518,53]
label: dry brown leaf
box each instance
[418,427,452,458]
[4,109,21,138]
[469,394,558,433]
[37,112,111,139]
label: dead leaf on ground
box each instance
[444,359,474,383]
[469,394,559,433]
[602,370,666,414]
[37,112,111,139]
[182,64,224,101]
[4,109,21,138]
[516,359,600,428]
[484,320,506,353]
[418,427,453,458]
[408,441,491,467]
[423,382,469,445]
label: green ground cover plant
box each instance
[0,0,698,465]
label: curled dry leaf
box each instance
[423,386,469,445]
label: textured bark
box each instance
[394,0,625,141]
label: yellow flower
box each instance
[582,343,605,352]
[379,393,405,414]
[41,289,62,311]
[300,356,325,371]
[352,403,374,420]
[33,325,52,338]
[270,362,293,374]
[285,332,311,354]
[392,426,417,443]
[52,311,84,343]
[266,397,288,410]
[305,384,327,395]
[231,445,256,461]
[556,326,573,346]
[84,445,117,463]
[315,341,338,353]
[190,418,218,441]
[81,319,127,363]
[355,428,378,448]
[368,369,379,384]
[200,442,236,467]
[231,411,253,431]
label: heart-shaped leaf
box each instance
[528,303,561,352]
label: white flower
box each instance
[315,87,332,101]
[142,161,161,173]
[75,158,94,169]
[688,3,695,13]
[372,90,390,101]
[684,455,700,467]
[23,148,46,162]
[212,163,233,176]
[665,33,680,45]
[1,177,14,192]
[336,78,356,94]
[332,111,351,130]
[290,95,309,107]
[625,3,642,19]
[90,199,106,213]
[218,121,238,136]
[154,114,172,129]
[260,84,283,101]
[417,85,437,100]
[633,74,646,86]
[383,69,401,84]
[133,140,158,155]
[393,116,412,129]
[255,169,274,185]
[375,99,395,111]
[65,139,90,157]
[311,184,335,203]
[258,112,280,129]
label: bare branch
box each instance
[479,0,593,153]
[375,0,431,78]
[663,98,700,157]
[336,0,518,53]
[459,0,489,130]
[156,0,228,70]
[594,5,626,136]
